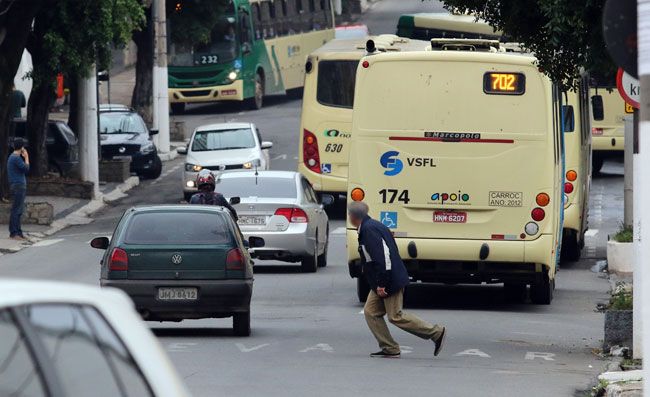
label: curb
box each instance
[159,150,178,162]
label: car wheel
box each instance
[561,229,582,262]
[301,238,318,273]
[504,283,527,303]
[357,277,370,303]
[530,271,554,305]
[246,73,264,110]
[592,155,604,174]
[233,311,251,336]
[317,228,329,267]
[143,156,163,179]
[171,103,185,115]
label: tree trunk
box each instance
[0,2,44,198]
[131,6,154,125]
[67,78,79,134]
[25,79,54,177]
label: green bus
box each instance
[396,12,502,41]
[168,0,335,113]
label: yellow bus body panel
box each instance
[591,88,626,152]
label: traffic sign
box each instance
[616,68,640,109]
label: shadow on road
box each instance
[150,327,236,337]
[178,95,301,116]
[253,263,303,274]
[325,198,347,220]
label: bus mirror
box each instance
[591,95,604,121]
[562,105,575,132]
[366,39,376,54]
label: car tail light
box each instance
[226,248,244,270]
[109,248,128,271]
[274,208,309,223]
[592,128,603,136]
[350,188,365,201]
[535,193,550,207]
[303,129,321,173]
[564,182,574,194]
[566,170,577,182]
[531,208,545,222]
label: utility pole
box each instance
[637,0,650,389]
[623,116,633,227]
[78,65,100,198]
[152,0,170,155]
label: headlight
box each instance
[185,163,203,172]
[243,159,261,169]
[140,142,155,154]
[186,180,195,188]
[228,70,238,81]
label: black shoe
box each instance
[433,327,446,357]
[369,350,400,358]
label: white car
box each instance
[178,122,273,201]
[0,279,191,397]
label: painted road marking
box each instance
[152,163,183,185]
[167,342,197,352]
[455,349,491,358]
[272,154,288,160]
[525,352,555,361]
[585,229,599,237]
[332,227,346,235]
[31,238,64,247]
[300,343,334,353]
[236,343,270,353]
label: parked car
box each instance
[99,104,163,179]
[0,279,191,397]
[215,171,333,273]
[178,122,273,201]
[92,205,264,336]
[10,119,79,176]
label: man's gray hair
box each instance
[348,201,369,220]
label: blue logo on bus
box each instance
[380,211,398,229]
[380,151,403,176]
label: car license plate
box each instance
[238,215,266,226]
[433,211,467,223]
[157,287,198,300]
[113,155,131,160]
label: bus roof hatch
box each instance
[430,38,500,52]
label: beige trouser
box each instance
[364,288,444,354]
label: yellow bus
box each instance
[396,12,502,41]
[590,84,627,173]
[298,35,430,197]
[167,0,335,113]
[561,84,592,261]
[347,39,564,304]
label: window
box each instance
[320,0,328,9]
[562,105,575,132]
[281,0,287,15]
[216,177,298,198]
[309,0,315,11]
[295,0,303,13]
[191,128,256,151]
[317,60,358,108]
[99,112,148,135]
[255,128,262,144]
[269,1,276,18]
[239,10,253,48]
[252,3,261,22]
[25,304,123,397]
[301,179,317,203]
[0,310,47,397]
[124,212,234,245]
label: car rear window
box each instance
[216,177,297,198]
[124,211,234,245]
[317,60,358,108]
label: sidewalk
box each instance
[0,177,139,255]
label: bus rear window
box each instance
[317,60,358,108]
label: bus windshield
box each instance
[168,15,238,67]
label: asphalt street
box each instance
[0,1,622,396]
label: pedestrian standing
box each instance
[7,138,29,240]
[9,84,26,119]
[348,201,446,358]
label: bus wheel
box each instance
[247,73,264,110]
[170,103,185,114]
[561,229,582,262]
[504,283,527,303]
[357,277,370,303]
[530,271,553,305]
[592,155,604,174]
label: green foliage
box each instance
[609,284,633,311]
[439,0,616,89]
[613,224,633,243]
[166,0,232,47]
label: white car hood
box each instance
[188,148,259,166]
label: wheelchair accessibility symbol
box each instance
[380,211,398,229]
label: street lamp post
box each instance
[152,0,170,155]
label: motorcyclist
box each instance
[189,170,238,221]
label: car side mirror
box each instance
[591,95,604,121]
[320,194,335,206]
[149,129,159,136]
[90,237,110,250]
[248,236,265,248]
[176,146,187,155]
[229,196,241,205]
[261,141,273,150]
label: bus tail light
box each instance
[535,193,550,207]
[362,60,370,68]
[274,208,309,223]
[351,188,365,201]
[303,129,321,173]
[108,248,128,271]
[531,208,545,222]
[592,128,603,136]
[226,248,245,270]
[564,182,574,194]
[566,170,577,182]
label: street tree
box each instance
[439,0,615,88]
[131,0,230,123]
[25,0,144,176]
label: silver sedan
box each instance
[215,171,333,273]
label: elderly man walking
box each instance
[348,201,446,358]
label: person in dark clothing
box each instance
[348,201,446,359]
[189,170,238,221]
[7,138,30,240]
[9,84,26,119]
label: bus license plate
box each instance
[238,216,267,226]
[433,211,467,223]
[157,288,198,301]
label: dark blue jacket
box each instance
[7,153,29,186]
[358,216,410,295]
[189,191,238,221]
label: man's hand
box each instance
[21,148,29,164]
[376,287,388,298]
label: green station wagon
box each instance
[91,205,264,336]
